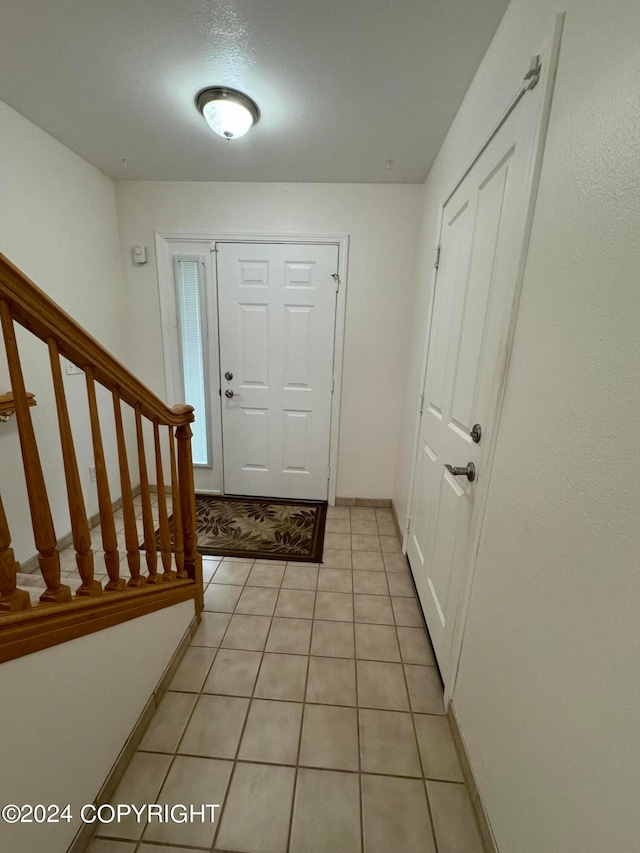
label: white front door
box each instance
[217,242,339,500]
[407,78,543,674]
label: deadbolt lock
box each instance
[225,371,233,381]
[470,423,482,444]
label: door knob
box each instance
[225,371,233,381]
[445,462,476,482]
[225,389,237,398]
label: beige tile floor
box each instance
[33,502,485,852]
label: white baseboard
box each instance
[447,701,499,853]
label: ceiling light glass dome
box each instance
[196,87,260,140]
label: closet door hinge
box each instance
[524,55,542,90]
[210,244,218,253]
[331,273,340,291]
[331,376,335,393]
[419,393,424,415]
[434,245,441,270]
[327,465,331,481]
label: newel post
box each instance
[175,416,203,615]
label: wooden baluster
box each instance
[112,391,145,588]
[136,406,161,584]
[168,426,187,579]
[176,416,203,613]
[85,366,125,591]
[0,301,71,603]
[0,493,31,612]
[48,340,102,597]
[153,421,175,582]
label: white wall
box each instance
[0,599,194,853]
[394,2,640,851]
[0,101,129,562]
[115,182,422,499]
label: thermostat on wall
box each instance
[132,245,147,265]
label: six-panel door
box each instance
[407,80,543,675]
[216,242,339,499]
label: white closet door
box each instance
[408,78,543,674]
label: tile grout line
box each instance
[210,560,279,851]
[392,566,443,853]
[284,564,319,853]
[95,749,177,847]
[136,836,210,851]
[198,559,246,852]
[139,699,447,737]
[209,579,414,597]
[136,644,218,848]
[133,747,465,785]
[353,609,365,853]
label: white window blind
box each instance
[174,257,209,466]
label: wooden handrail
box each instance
[0,580,196,664]
[0,252,202,660]
[0,253,193,427]
[0,391,36,421]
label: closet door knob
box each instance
[445,463,475,482]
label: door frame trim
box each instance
[155,230,349,504]
[403,14,565,704]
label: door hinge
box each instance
[331,273,340,291]
[331,376,335,393]
[524,54,542,90]
[210,244,218,253]
[434,245,441,270]
[419,393,424,415]
[327,465,331,481]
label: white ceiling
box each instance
[0,0,509,183]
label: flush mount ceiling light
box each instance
[196,87,260,140]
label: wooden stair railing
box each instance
[0,252,203,662]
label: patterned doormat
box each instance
[190,494,327,562]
